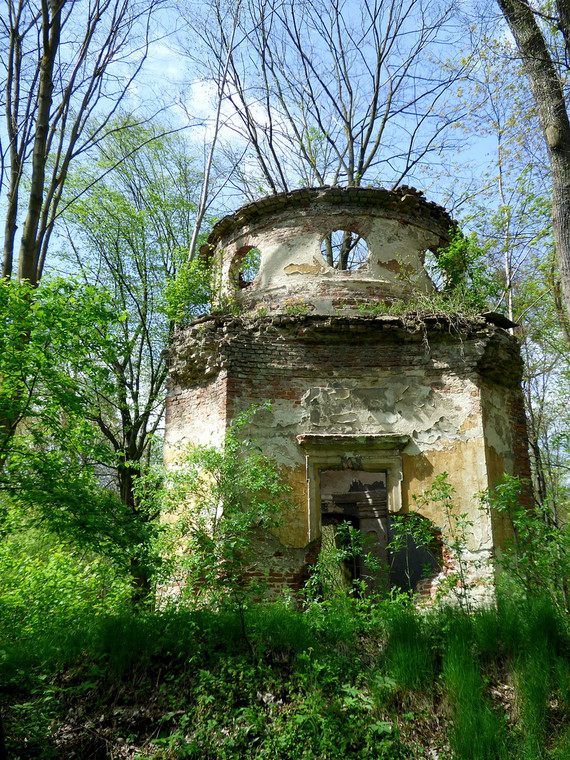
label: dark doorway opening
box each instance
[320,470,389,594]
[319,469,441,595]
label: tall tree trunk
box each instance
[18,0,62,285]
[118,458,153,607]
[497,0,570,323]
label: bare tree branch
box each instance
[0,0,164,284]
[183,0,469,252]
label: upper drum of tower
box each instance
[199,186,455,315]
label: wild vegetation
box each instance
[1,415,569,758]
[1,1,570,757]
[1,471,569,758]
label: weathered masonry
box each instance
[165,186,530,604]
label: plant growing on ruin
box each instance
[429,230,502,311]
[303,522,364,602]
[387,510,442,593]
[158,406,291,629]
[283,297,311,315]
[302,522,391,613]
[392,473,480,612]
[353,231,503,321]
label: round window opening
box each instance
[232,247,261,288]
[321,229,369,271]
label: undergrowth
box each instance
[2,591,569,759]
[1,458,569,759]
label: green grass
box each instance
[2,594,569,759]
[1,528,569,759]
[443,619,508,760]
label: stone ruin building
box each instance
[165,186,530,604]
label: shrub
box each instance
[485,475,570,617]
[156,405,292,623]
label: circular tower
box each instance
[201,185,451,314]
[165,186,530,603]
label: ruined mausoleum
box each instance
[165,186,530,604]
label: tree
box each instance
[0,277,125,481]
[439,37,550,322]
[0,125,210,603]
[182,0,472,267]
[495,0,570,323]
[0,0,167,464]
[1,0,163,285]
[59,123,210,599]
[430,28,570,516]
[0,276,138,558]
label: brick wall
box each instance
[165,312,528,604]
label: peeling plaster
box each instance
[284,257,325,275]
[167,187,531,605]
[299,377,482,448]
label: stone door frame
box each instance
[296,434,410,541]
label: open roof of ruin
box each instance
[200,185,456,257]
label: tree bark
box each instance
[497,0,570,322]
[18,0,62,285]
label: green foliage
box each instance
[0,277,163,574]
[6,124,214,600]
[0,520,130,656]
[391,472,479,612]
[388,509,440,592]
[63,121,209,331]
[302,522,378,602]
[240,247,261,283]
[304,473,480,615]
[283,297,311,315]
[156,406,291,612]
[0,277,119,462]
[443,623,508,759]
[163,256,212,325]
[4,455,147,562]
[430,230,502,310]
[485,475,570,616]
[505,595,569,760]
[2,583,570,759]
[352,227,503,320]
[382,607,434,691]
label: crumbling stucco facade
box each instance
[165,186,530,604]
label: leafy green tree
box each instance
[0,1,167,500]
[57,123,211,599]
[435,31,570,523]
[0,278,116,469]
[1,126,211,603]
[0,513,131,643]
[0,277,146,565]
[430,229,502,311]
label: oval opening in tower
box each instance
[321,229,369,271]
[231,246,261,288]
